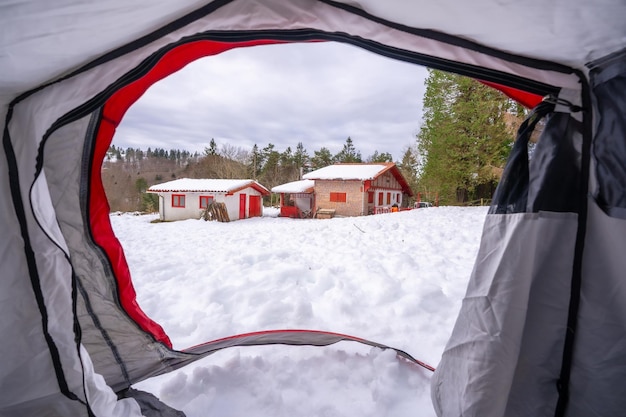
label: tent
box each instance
[1,1,625,416]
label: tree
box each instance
[311,147,333,169]
[334,137,362,163]
[293,142,310,176]
[204,138,218,156]
[135,177,157,212]
[397,146,420,205]
[259,143,281,186]
[366,150,393,163]
[280,146,293,167]
[249,144,263,179]
[417,69,516,204]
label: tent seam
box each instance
[318,0,577,75]
[554,69,592,417]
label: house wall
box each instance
[157,187,266,221]
[223,189,265,220]
[368,171,404,212]
[158,192,216,221]
[371,171,403,193]
[314,180,365,217]
[311,172,407,218]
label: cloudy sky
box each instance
[114,41,429,162]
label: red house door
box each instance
[249,195,261,217]
[239,194,247,219]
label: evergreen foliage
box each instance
[417,69,520,205]
[103,137,403,212]
[311,147,333,169]
[367,150,393,163]
[333,137,362,163]
[397,146,420,205]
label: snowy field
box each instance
[111,206,489,416]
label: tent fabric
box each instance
[2,0,624,105]
[431,100,585,415]
[431,211,578,416]
[565,49,626,416]
[1,1,626,416]
[432,49,626,416]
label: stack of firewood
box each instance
[201,202,230,222]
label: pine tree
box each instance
[367,150,393,163]
[280,146,293,167]
[397,146,420,205]
[205,138,218,156]
[334,137,362,163]
[418,69,516,204]
[311,147,333,168]
[293,142,310,175]
[249,144,262,179]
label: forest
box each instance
[101,137,415,212]
[103,70,528,212]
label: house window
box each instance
[368,192,374,204]
[199,195,214,209]
[329,192,347,203]
[172,194,185,208]
[386,192,391,205]
[378,192,383,206]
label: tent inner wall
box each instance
[1,2,599,416]
[433,49,626,417]
[41,111,190,391]
[566,48,626,417]
[432,89,586,416]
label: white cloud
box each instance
[115,42,428,161]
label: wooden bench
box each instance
[316,208,336,219]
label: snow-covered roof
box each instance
[148,178,269,194]
[303,163,393,181]
[271,179,315,194]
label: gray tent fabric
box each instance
[1,1,625,416]
[566,49,626,416]
[432,49,626,416]
[119,389,186,417]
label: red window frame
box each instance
[329,192,347,203]
[199,195,214,209]
[172,194,185,208]
[386,192,391,205]
[378,192,383,206]
[368,192,374,204]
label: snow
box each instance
[148,178,265,193]
[111,205,489,416]
[270,179,315,194]
[303,163,391,180]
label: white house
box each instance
[148,178,270,222]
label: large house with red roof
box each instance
[272,163,413,218]
[148,178,270,222]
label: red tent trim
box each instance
[480,80,544,108]
[90,39,291,347]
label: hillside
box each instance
[101,146,250,212]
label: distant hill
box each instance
[102,146,249,212]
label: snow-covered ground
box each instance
[111,206,489,416]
